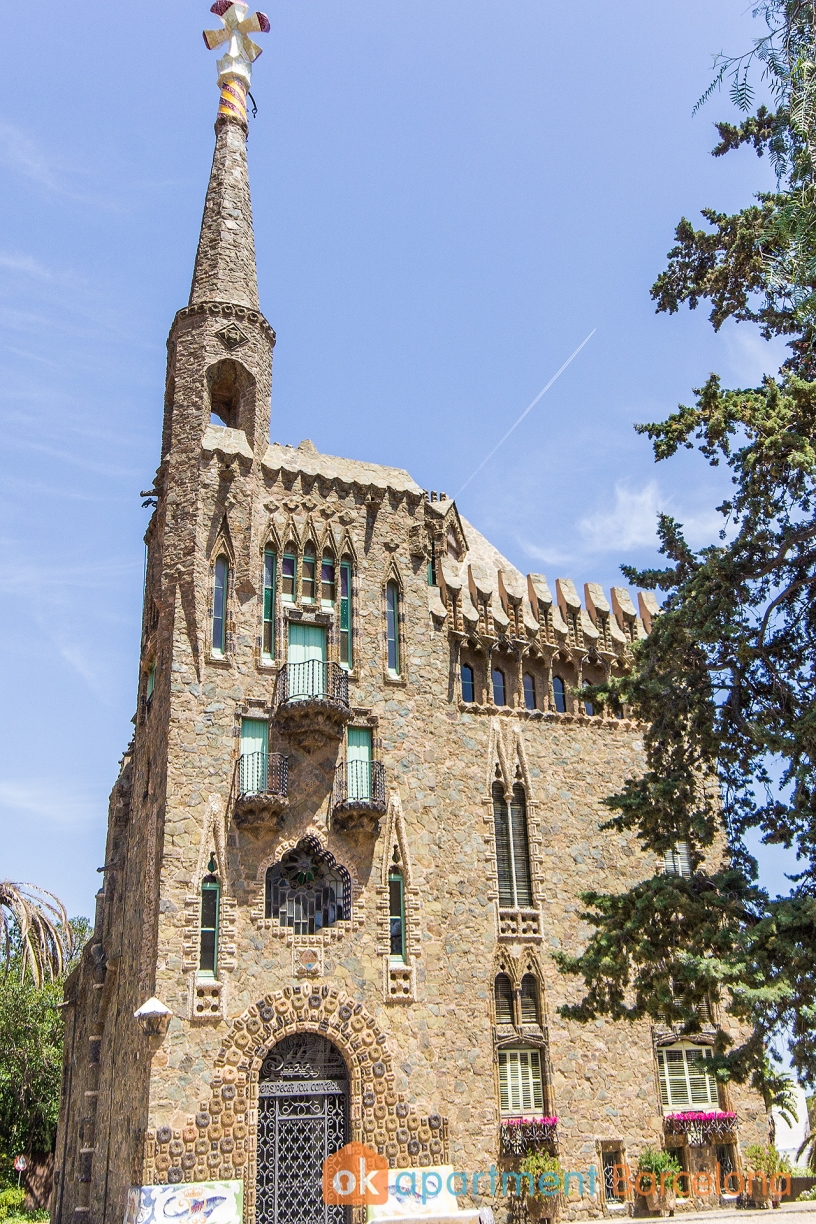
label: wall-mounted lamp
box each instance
[134,997,172,1047]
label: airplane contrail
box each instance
[456,328,597,497]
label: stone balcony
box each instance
[273,661,352,750]
[233,752,289,829]
[332,760,387,832]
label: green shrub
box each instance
[519,1150,562,1197]
[744,1144,792,1176]
[637,1146,682,1176]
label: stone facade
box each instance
[53,76,769,1224]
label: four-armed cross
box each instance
[203,1,271,89]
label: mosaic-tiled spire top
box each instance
[190,2,270,310]
[204,1,270,124]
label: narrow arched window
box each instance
[461,663,475,703]
[389,868,406,961]
[303,546,317,602]
[583,682,595,716]
[200,870,220,976]
[282,545,296,603]
[494,973,514,1025]
[339,559,353,667]
[212,555,229,655]
[262,549,276,658]
[321,555,335,604]
[523,673,536,711]
[520,974,539,1024]
[493,782,533,908]
[386,582,400,674]
[492,669,506,706]
[552,675,567,713]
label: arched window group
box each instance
[254,546,354,667]
[494,971,541,1026]
[493,782,533,909]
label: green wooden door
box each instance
[287,623,327,698]
[347,727,372,799]
[240,718,268,793]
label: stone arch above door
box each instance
[138,984,449,1222]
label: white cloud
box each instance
[0,122,62,191]
[0,780,100,828]
[579,481,662,552]
[516,537,573,566]
[723,327,789,385]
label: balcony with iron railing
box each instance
[233,751,289,828]
[332,760,387,831]
[273,660,352,750]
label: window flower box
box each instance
[500,1116,558,1156]
[663,1111,737,1144]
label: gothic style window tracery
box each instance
[265,842,351,935]
[493,783,533,908]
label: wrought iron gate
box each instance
[256,1034,349,1224]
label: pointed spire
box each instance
[190,2,270,310]
[189,118,259,309]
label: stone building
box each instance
[53,6,769,1223]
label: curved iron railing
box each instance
[274,660,349,708]
[335,760,386,806]
[237,751,288,800]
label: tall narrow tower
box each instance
[54,5,770,1223]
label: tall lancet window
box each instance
[212,555,229,656]
[200,860,220,977]
[493,782,533,908]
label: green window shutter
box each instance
[262,550,275,656]
[339,562,352,667]
[386,582,400,673]
[213,556,228,653]
[493,786,515,908]
[509,786,533,906]
[200,876,220,976]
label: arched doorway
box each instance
[256,1033,349,1224]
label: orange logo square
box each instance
[323,1142,389,1205]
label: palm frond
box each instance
[0,882,73,986]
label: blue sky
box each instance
[0,1,798,920]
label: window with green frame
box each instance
[212,555,229,654]
[389,868,406,960]
[262,549,276,657]
[199,864,220,976]
[386,581,400,674]
[282,549,296,603]
[339,560,352,667]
